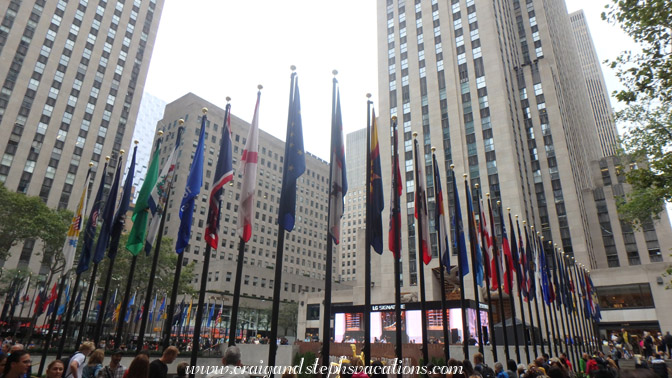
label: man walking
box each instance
[149,346,179,378]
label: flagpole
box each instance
[364,94,373,366]
[390,116,404,378]
[431,149,451,363]
[522,222,539,357]
[320,73,338,371]
[488,195,510,362]
[571,261,588,354]
[475,186,498,363]
[413,135,429,365]
[56,272,82,358]
[503,208,521,364]
[560,251,580,371]
[37,274,67,376]
[513,216,530,364]
[465,177,483,357]
[454,172,468,360]
[541,236,560,357]
[138,184,172,350]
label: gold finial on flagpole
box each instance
[158,131,164,136]
[120,149,125,155]
[431,147,436,152]
[226,96,231,103]
[202,107,208,114]
[412,132,418,138]
[515,214,518,219]
[450,164,455,170]
[179,119,185,126]
[89,162,94,167]
[105,156,110,162]
[257,84,263,90]
[291,65,297,72]
[486,192,490,198]
[391,115,397,122]
[475,183,479,189]
[507,207,511,212]
[531,225,535,230]
[497,200,501,206]
[366,93,372,99]
[523,220,527,225]
[332,69,338,76]
[463,174,467,178]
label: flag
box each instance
[93,156,123,263]
[477,195,494,290]
[205,103,233,249]
[57,283,70,316]
[524,225,536,300]
[148,293,157,321]
[488,199,500,290]
[146,128,183,254]
[369,110,384,253]
[237,91,261,242]
[538,236,552,304]
[127,141,161,256]
[465,181,483,285]
[177,114,206,253]
[550,248,562,307]
[77,161,108,274]
[109,146,137,259]
[216,304,222,325]
[34,287,45,315]
[156,296,166,322]
[516,219,529,299]
[207,302,215,328]
[63,168,92,273]
[112,302,121,322]
[124,292,136,323]
[135,304,143,323]
[432,154,450,271]
[73,289,82,315]
[413,139,432,265]
[186,299,193,326]
[327,79,348,244]
[498,206,514,295]
[105,289,118,320]
[388,117,403,259]
[278,74,306,231]
[451,170,468,275]
[508,212,523,295]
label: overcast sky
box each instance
[143,0,635,161]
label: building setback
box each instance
[0,0,164,273]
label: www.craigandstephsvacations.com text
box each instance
[186,358,464,378]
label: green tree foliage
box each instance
[602,1,672,224]
[277,301,299,337]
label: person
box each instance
[370,361,386,378]
[643,332,655,358]
[65,342,96,378]
[506,360,518,378]
[176,362,187,378]
[206,345,249,378]
[82,350,105,378]
[2,351,31,378]
[127,355,150,378]
[586,354,599,378]
[516,364,526,378]
[351,357,369,378]
[559,353,572,372]
[650,353,668,378]
[663,332,672,358]
[149,347,178,378]
[494,362,509,378]
[46,360,65,378]
[463,360,476,378]
[474,353,495,378]
[0,355,7,374]
[97,350,126,378]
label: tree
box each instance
[277,301,298,337]
[0,183,52,260]
[602,1,672,224]
[92,233,197,298]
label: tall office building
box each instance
[0,0,164,271]
[152,93,341,333]
[126,91,166,202]
[299,0,672,341]
[569,10,619,157]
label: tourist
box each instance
[351,357,369,378]
[462,359,476,377]
[149,346,179,378]
[2,351,30,378]
[65,342,96,378]
[97,350,126,378]
[46,360,65,378]
[370,361,386,378]
[175,362,187,378]
[650,353,668,378]
[559,353,572,372]
[127,355,150,378]
[643,332,655,358]
[579,353,589,373]
[82,349,105,378]
[663,332,672,358]
[474,352,495,378]
[506,360,518,378]
[494,362,509,378]
[206,345,249,378]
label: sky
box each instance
[143,0,635,161]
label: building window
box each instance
[306,304,320,321]
[596,283,654,309]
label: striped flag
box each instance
[451,170,468,276]
[145,128,183,254]
[388,118,403,259]
[237,91,261,242]
[93,156,123,264]
[77,160,108,274]
[369,110,384,253]
[205,103,233,248]
[63,168,92,273]
[465,182,483,285]
[499,206,514,295]
[413,139,431,265]
[432,153,450,270]
[328,79,347,244]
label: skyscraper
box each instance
[0,0,164,271]
[569,10,619,157]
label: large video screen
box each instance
[334,308,489,344]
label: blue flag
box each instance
[538,235,552,304]
[77,161,108,274]
[73,289,82,315]
[109,146,137,259]
[93,157,123,263]
[177,115,206,253]
[465,181,484,285]
[451,172,469,276]
[207,302,215,328]
[124,292,136,323]
[156,296,165,322]
[57,283,70,316]
[508,212,523,294]
[278,74,305,231]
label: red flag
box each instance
[388,119,402,258]
[237,91,261,242]
[42,282,58,312]
[413,139,431,265]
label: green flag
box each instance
[126,141,161,256]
